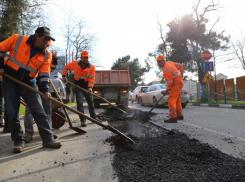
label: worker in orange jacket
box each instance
[168,61,184,76]
[0,27,62,153]
[62,50,97,127]
[156,55,184,123]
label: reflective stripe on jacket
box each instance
[0,34,52,93]
[168,61,184,75]
[163,62,183,91]
[62,60,95,88]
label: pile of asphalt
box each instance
[98,107,245,182]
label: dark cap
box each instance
[35,27,55,41]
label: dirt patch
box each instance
[98,106,245,182]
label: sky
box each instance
[47,0,245,84]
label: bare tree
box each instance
[231,35,245,70]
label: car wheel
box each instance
[139,97,144,106]
[153,97,158,107]
[181,103,187,108]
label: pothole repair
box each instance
[98,106,245,181]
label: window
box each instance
[160,84,167,89]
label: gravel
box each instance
[98,106,245,182]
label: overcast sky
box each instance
[47,0,245,84]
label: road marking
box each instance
[179,121,245,142]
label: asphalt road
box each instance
[128,102,245,160]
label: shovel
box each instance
[66,80,129,115]
[148,91,167,114]
[49,79,86,134]
[3,73,134,143]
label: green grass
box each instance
[16,102,77,116]
[190,100,245,105]
[65,102,76,106]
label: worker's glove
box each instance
[162,90,169,96]
[61,77,67,83]
[88,88,92,93]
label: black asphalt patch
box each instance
[98,106,245,181]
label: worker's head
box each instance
[34,27,55,49]
[156,55,165,67]
[81,50,89,64]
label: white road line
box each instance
[179,121,245,142]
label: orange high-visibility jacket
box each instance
[62,60,95,88]
[0,34,52,93]
[0,34,51,79]
[168,61,184,75]
[163,62,182,91]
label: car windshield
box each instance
[160,84,167,89]
[141,87,148,92]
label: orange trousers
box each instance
[168,80,184,119]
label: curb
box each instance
[190,103,245,109]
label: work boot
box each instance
[51,131,58,139]
[24,132,33,143]
[80,121,87,127]
[3,127,10,133]
[13,143,24,153]
[164,118,178,123]
[177,116,184,120]
[43,140,62,148]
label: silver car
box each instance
[139,84,190,108]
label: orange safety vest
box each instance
[168,61,184,75]
[163,62,182,91]
[0,34,51,82]
[62,60,95,88]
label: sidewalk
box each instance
[190,103,245,109]
[0,111,117,182]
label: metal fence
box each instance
[190,90,245,103]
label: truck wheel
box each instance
[120,99,128,107]
[94,99,100,108]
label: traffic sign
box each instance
[201,61,214,72]
[202,72,214,83]
[201,50,212,61]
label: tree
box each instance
[155,0,230,100]
[111,55,151,89]
[231,34,245,70]
[0,0,50,41]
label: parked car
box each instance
[131,86,149,103]
[128,91,133,101]
[139,84,190,108]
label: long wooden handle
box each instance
[66,80,127,114]
[3,73,108,128]
[49,79,73,127]
[4,73,134,143]
[149,94,165,114]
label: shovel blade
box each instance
[69,127,87,134]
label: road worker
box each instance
[62,50,96,127]
[168,61,184,76]
[24,44,59,143]
[0,26,62,153]
[156,55,184,123]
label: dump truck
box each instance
[93,68,131,108]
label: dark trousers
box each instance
[74,87,96,122]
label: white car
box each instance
[131,86,149,103]
[139,84,190,108]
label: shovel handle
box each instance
[66,80,127,114]
[49,79,73,127]
[3,73,134,143]
[3,73,107,128]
